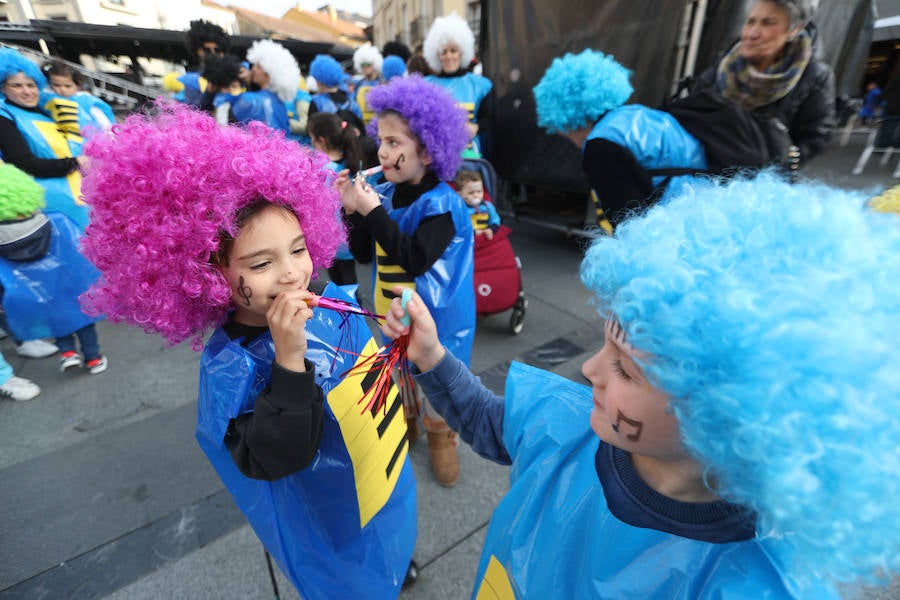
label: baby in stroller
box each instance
[453,159,527,334]
[456,169,501,239]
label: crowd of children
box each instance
[3,8,900,600]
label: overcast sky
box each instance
[223,0,373,18]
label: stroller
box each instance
[458,158,527,334]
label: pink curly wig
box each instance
[79,101,344,346]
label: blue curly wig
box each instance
[382,55,407,81]
[533,49,632,134]
[309,54,345,88]
[0,48,47,90]
[365,75,468,180]
[580,172,900,588]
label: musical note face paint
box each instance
[376,112,430,186]
[219,204,313,327]
[237,276,252,306]
[581,317,685,458]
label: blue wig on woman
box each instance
[533,49,632,134]
[365,75,469,180]
[309,54,346,88]
[580,172,900,589]
[0,48,47,89]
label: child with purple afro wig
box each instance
[79,101,419,598]
[337,75,474,487]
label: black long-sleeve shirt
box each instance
[221,319,325,481]
[348,172,456,277]
[0,105,80,178]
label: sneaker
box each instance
[85,355,108,375]
[0,376,40,401]
[16,339,59,359]
[59,351,83,372]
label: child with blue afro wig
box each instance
[533,48,632,134]
[379,171,900,596]
[532,48,707,232]
[309,54,346,89]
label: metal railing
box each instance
[0,39,159,108]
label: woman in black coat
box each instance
[691,0,835,166]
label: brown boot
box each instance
[406,417,420,443]
[426,430,460,487]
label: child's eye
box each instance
[292,247,307,256]
[612,358,632,381]
[249,261,270,270]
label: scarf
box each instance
[716,31,812,110]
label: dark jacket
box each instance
[691,24,835,164]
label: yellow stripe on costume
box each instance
[475,556,516,600]
[868,185,900,215]
[327,336,408,528]
[590,189,614,235]
[33,120,84,204]
[44,98,82,136]
[374,242,415,317]
[471,212,490,231]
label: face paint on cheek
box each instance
[611,409,644,442]
[237,275,253,306]
[393,153,405,171]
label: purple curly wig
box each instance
[79,102,344,346]
[365,75,469,180]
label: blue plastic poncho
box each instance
[0,99,87,230]
[230,88,290,134]
[371,181,476,365]
[586,104,707,193]
[471,362,839,599]
[0,212,100,340]
[426,72,493,158]
[196,283,416,599]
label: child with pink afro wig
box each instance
[79,102,419,598]
[80,102,344,345]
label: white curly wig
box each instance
[423,13,475,73]
[246,39,301,102]
[353,44,383,74]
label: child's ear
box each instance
[419,147,433,167]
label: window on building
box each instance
[467,1,481,47]
[402,2,409,45]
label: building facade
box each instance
[0,0,236,32]
[372,0,480,53]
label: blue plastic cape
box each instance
[587,104,707,193]
[70,92,115,132]
[426,72,493,157]
[230,89,290,134]
[284,88,312,143]
[0,212,100,341]
[471,362,839,599]
[311,92,363,119]
[176,72,207,107]
[371,181,476,365]
[355,78,380,125]
[0,99,87,230]
[196,283,416,599]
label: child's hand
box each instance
[336,169,380,216]
[485,228,494,240]
[382,286,445,372]
[267,289,316,373]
